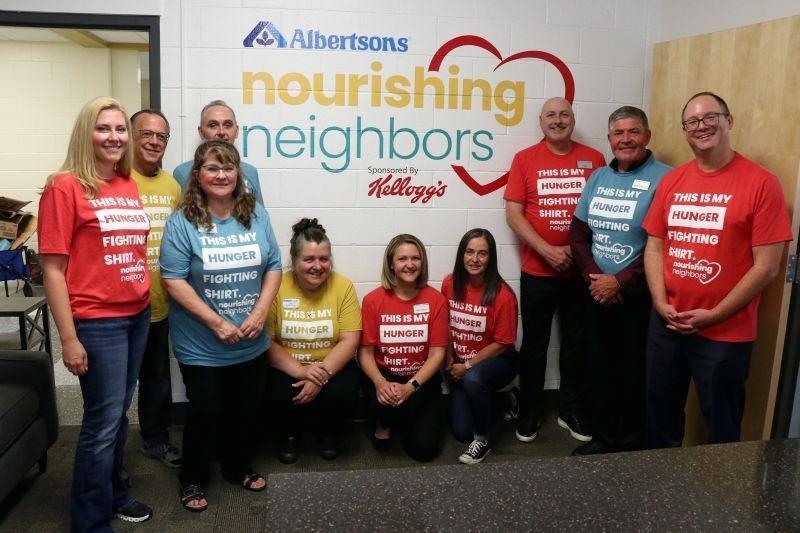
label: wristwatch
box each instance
[410,379,420,391]
[464,360,472,370]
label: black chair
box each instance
[0,350,58,504]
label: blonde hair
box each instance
[381,234,428,290]
[182,140,256,231]
[45,96,132,199]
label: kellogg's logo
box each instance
[243,21,409,53]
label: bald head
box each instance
[539,97,575,151]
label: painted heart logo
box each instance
[612,244,635,264]
[428,35,575,196]
[696,259,722,285]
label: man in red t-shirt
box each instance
[642,92,792,447]
[504,97,606,443]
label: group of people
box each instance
[38,90,791,531]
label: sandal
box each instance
[179,483,208,513]
[226,472,267,492]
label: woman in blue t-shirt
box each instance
[160,140,281,512]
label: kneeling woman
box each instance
[359,234,448,461]
[443,229,519,464]
[266,218,362,463]
[160,141,282,511]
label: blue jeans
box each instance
[450,351,519,442]
[71,308,150,533]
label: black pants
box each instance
[265,360,360,438]
[178,354,265,485]
[137,318,173,445]
[585,286,651,451]
[363,370,444,462]
[646,312,753,448]
[518,273,587,421]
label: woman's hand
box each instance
[448,363,467,381]
[301,364,330,387]
[392,382,415,406]
[375,378,399,406]
[239,308,267,340]
[212,316,244,345]
[292,379,321,404]
[62,337,88,375]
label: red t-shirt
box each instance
[504,140,606,277]
[440,274,518,363]
[642,153,792,341]
[361,285,448,377]
[38,173,151,319]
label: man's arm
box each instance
[676,242,786,333]
[506,200,572,272]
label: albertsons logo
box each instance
[244,21,409,53]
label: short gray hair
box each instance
[200,99,237,125]
[607,106,649,132]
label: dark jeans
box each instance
[363,370,444,462]
[518,273,587,421]
[449,351,519,442]
[138,318,173,445]
[585,286,651,451]
[71,307,150,533]
[179,353,266,486]
[266,359,360,438]
[645,311,754,448]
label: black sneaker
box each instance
[515,416,542,442]
[279,434,298,464]
[502,387,520,421]
[113,500,153,523]
[458,439,490,464]
[571,440,612,456]
[141,442,183,468]
[557,413,593,442]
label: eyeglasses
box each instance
[201,164,237,175]
[137,129,170,143]
[681,112,729,131]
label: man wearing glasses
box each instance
[131,110,184,468]
[172,100,264,205]
[642,92,792,447]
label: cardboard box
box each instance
[0,197,36,249]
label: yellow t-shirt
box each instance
[132,168,182,322]
[268,271,362,363]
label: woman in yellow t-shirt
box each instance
[266,218,362,463]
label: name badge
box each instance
[632,179,650,191]
[577,161,593,169]
[413,303,430,314]
[283,298,300,309]
[199,224,217,234]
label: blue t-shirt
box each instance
[574,154,671,274]
[173,160,264,205]
[159,203,281,366]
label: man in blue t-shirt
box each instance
[569,106,671,455]
[173,100,265,205]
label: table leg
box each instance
[18,314,27,350]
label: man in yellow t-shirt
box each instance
[131,109,183,468]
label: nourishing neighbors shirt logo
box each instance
[243,21,409,52]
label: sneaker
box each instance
[141,442,183,468]
[458,439,490,464]
[571,440,612,456]
[502,387,520,421]
[557,413,593,442]
[113,500,153,523]
[515,416,542,442]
